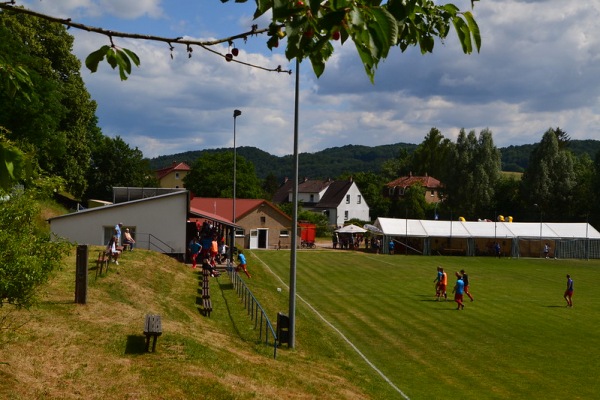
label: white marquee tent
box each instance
[371,218,600,258]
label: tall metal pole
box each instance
[231,109,242,264]
[288,58,300,348]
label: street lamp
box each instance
[231,109,242,264]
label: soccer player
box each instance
[564,274,574,307]
[433,267,442,299]
[453,273,465,310]
[436,267,448,301]
[237,250,252,279]
[460,269,474,301]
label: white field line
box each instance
[252,252,411,400]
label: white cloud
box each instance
[15,0,600,159]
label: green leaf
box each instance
[85,45,110,73]
[463,11,481,52]
[121,48,141,67]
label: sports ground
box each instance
[251,249,600,399]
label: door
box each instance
[249,229,258,249]
[258,229,268,249]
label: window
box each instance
[279,230,289,237]
[346,194,350,204]
[344,211,349,220]
[235,228,244,237]
[357,195,362,204]
[175,172,180,179]
[260,216,266,224]
[310,194,314,202]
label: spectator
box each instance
[202,257,220,277]
[544,243,550,259]
[114,222,123,245]
[123,228,136,251]
[106,232,121,265]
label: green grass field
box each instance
[249,249,600,399]
[2,246,599,399]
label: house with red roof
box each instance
[385,173,442,203]
[155,161,191,188]
[190,197,293,250]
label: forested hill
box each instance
[149,140,600,180]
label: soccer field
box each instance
[250,250,600,399]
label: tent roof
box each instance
[374,218,600,239]
[336,224,367,233]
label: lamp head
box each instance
[233,109,242,118]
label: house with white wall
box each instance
[272,177,370,228]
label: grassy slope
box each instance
[0,247,392,400]
[2,245,600,399]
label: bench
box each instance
[143,314,163,352]
[95,250,109,278]
[201,269,212,317]
[443,248,465,256]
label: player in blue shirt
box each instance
[564,274,574,307]
[237,251,252,278]
[453,272,465,310]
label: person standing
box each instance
[433,267,442,299]
[439,267,448,301]
[564,274,574,307]
[544,243,550,259]
[453,273,465,310]
[114,222,123,245]
[237,250,251,278]
[388,239,395,255]
[460,269,474,301]
[188,237,202,269]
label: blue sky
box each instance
[17,1,600,158]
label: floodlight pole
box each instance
[288,58,300,348]
[231,109,242,264]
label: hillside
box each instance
[149,140,600,179]
[0,247,386,399]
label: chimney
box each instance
[304,177,308,182]
[283,177,288,184]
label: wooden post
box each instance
[75,244,88,304]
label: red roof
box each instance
[386,174,442,189]
[189,197,291,223]
[155,162,191,180]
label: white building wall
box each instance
[334,183,370,227]
[50,192,188,254]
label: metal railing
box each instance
[226,263,278,359]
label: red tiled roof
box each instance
[155,162,191,180]
[189,197,291,223]
[386,175,442,189]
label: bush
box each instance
[0,190,72,308]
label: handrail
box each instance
[226,262,278,359]
[131,233,176,254]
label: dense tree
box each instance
[380,148,412,182]
[262,172,280,200]
[521,128,576,221]
[0,190,71,309]
[0,11,98,198]
[570,154,595,221]
[84,136,157,201]
[444,129,501,219]
[184,152,263,199]
[411,128,453,179]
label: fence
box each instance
[226,263,279,359]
